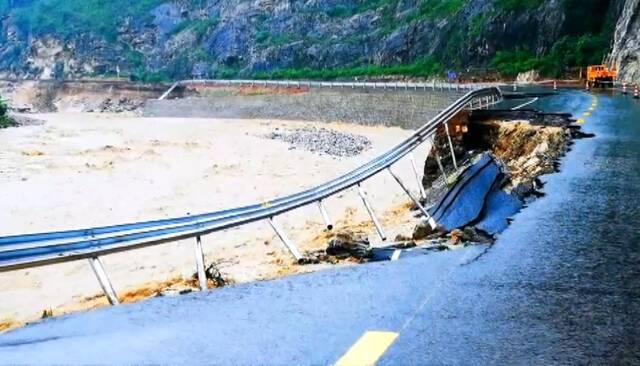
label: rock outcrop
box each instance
[610,0,640,83]
[0,0,626,80]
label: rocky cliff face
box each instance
[610,0,640,83]
[0,0,625,80]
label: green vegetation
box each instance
[494,0,545,11]
[489,33,610,77]
[4,0,164,40]
[0,97,13,129]
[489,49,543,76]
[254,16,297,49]
[406,0,465,22]
[129,69,171,83]
[212,65,242,79]
[323,0,398,18]
[252,57,443,80]
[170,18,219,41]
[469,13,488,38]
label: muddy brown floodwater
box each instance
[0,110,430,331]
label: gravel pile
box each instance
[90,97,143,113]
[267,127,372,157]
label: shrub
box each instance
[253,57,444,80]
[0,97,14,129]
[494,0,545,11]
[490,33,610,78]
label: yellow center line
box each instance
[583,112,591,116]
[577,118,585,124]
[335,331,399,366]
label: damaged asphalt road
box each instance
[2,90,640,364]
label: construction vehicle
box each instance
[586,64,617,87]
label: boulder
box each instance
[326,231,371,259]
[412,219,436,240]
[516,70,540,84]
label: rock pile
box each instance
[301,231,372,264]
[267,127,372,157]
[91,97,143,113]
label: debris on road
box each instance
[301,231,372,264]
[204,263,228,288]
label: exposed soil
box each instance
[0,80,161,113]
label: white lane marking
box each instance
[511,97,539,110]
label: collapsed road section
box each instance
[312,105,588,263]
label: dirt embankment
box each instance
[0,80,164,113]
[463,109,583,199]
[474,121,567,186]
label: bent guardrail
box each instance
[0,85,503,305]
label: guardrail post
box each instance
[409,153,427,200]
[387,168,438,230]
[89,257,119,305]
[318,200,334,231]
[268,217,303,262]
[194,236,207,290]
[434,148,447,182]
[444,122,458,171]
[356,184,386,241]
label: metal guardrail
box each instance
[0,84,503,305]
[158,79,495,100]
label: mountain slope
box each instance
[0,0,625,80]
[610,0,640,82]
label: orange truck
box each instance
[586,64,617,87]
